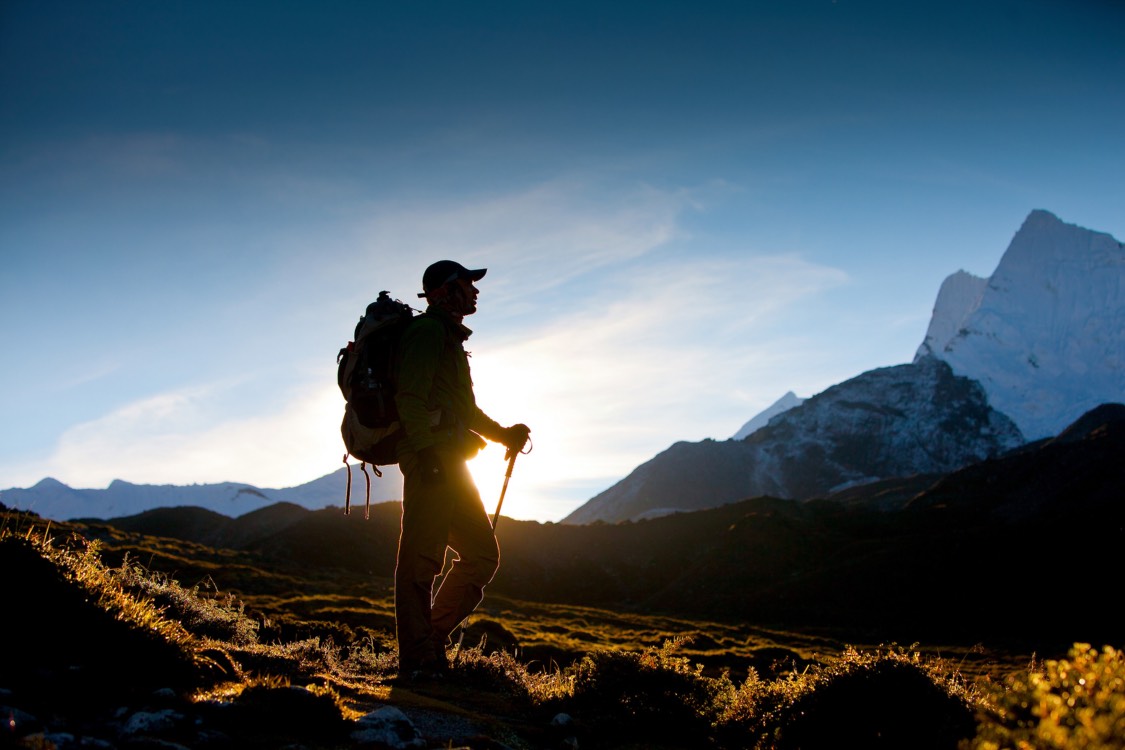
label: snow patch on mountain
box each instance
[732,391,805,440]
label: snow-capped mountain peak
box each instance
[917,210,1125,440]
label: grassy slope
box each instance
[4,512,1124,750]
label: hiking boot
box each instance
[394,655,449,685]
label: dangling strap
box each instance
[343,454,352,515]
[360,462,372,520]
[368,464,382,519]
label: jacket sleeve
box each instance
[469,406,506,443]
[395,317,444,453]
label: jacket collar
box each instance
[425,304,473,341]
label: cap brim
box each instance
[463,268,486,282]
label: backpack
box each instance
[336,291,416,516]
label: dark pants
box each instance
[395,446,500,669]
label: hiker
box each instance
[393,259,530,680]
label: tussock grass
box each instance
[112,555,261,644]
[45,534,195,646]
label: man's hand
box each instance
[417,446,446,485]
[500,423,531,460]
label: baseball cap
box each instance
[419,260,487,297]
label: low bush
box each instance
[969,643,1125,750]
[565,636,731,744]
[716,645,980,749]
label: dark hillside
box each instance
[98,501,313,549]
[83,505,231,542]
[654,404,1125,647]
[907,401,1125,520]
[0,535,205,713]
[216,500,313,547]
[1050,402,1125,444]
[242,503,402,576]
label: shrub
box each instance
[969,643,1125,750]
[775,647,977,749]
[565,637,731,743]
[717,645,979,750]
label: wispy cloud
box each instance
[29,378,349,491]
[348,178,691,303]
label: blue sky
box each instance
[2,0,1122,521]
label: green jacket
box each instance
[394,305,504,457]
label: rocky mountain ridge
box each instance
[564,356,1023,524]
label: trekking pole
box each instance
[491,450,518,530]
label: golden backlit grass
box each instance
[969,644,1125,750]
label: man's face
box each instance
[450,277,479,315]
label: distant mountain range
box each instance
[0,466,383,522]
[3,209,1121,526]
[565,210,1124,523]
